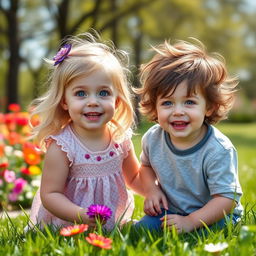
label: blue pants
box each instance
[135,209,241,232]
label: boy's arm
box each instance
[161,195,235,233]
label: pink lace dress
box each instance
[29,125,134,230]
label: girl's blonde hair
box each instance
[136,38,238,124]
[29,32,134,149]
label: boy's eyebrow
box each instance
[159,94,200,101]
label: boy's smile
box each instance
[156,80,212,149]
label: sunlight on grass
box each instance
[0,122,255,255]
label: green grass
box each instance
[1,122,256,255]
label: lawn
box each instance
[0,122,255,255]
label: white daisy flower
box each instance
[204,242,228,254]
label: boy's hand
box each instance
[144,189,168,216]
[160,214,195,233]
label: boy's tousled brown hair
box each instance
[136,38,238,124]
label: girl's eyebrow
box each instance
[71,85,114,91]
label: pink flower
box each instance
[53,44,71,66]
[8,192,19,202]
[4,170,16,183]
[87,204,112,220]
[13,178,27,194]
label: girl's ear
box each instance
[115,97,120,108]
[61,98,68,110]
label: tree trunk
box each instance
[110,0,118,46]
[5,0,20,111]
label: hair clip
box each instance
[53,44,72,66]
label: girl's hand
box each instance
[144,189,168,216]
[81,208,108,228]
[160,214,195,233]
[78,208,98,228]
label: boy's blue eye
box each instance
[162,101,173,106]
[185,100,195,105]
[75,91,86,97]
[99,90,110,97]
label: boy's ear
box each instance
[61,98,68,110]
[205,105,215,117]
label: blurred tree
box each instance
[0,0,20,111]
[0,0,255,114]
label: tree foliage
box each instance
[0,0,256,111]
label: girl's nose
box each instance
[86,95,99,107]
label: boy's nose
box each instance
[173,105,185,115]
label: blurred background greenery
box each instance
[0,0,256,122]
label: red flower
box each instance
[60,224,89,236]
[15,116,28,126]
[0,162,8,169]
[85,233,112,249]
[8,104,21,113]
[20,167,30,175]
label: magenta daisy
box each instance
[53,44,71,66]
[87,204,112,221]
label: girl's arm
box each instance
[122,143,144,196]
[140,164,168,215]
[40,141,96,226]
[122,145,168,215]
[161,195,235,233]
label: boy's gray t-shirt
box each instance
[140,124,243,216]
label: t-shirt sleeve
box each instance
[140,133,151,166]
[206,147,242,202]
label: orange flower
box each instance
[30,114,40,127]
[0,144,4,157]
[85,233,112,249]
[60,224,89,236]
[23,142,42,165]
[0,113,5,124]
[8,131,22,145]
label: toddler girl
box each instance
[28,32,144,231]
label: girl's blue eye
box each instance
[99,90,110,97]
[76,91,86,97]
